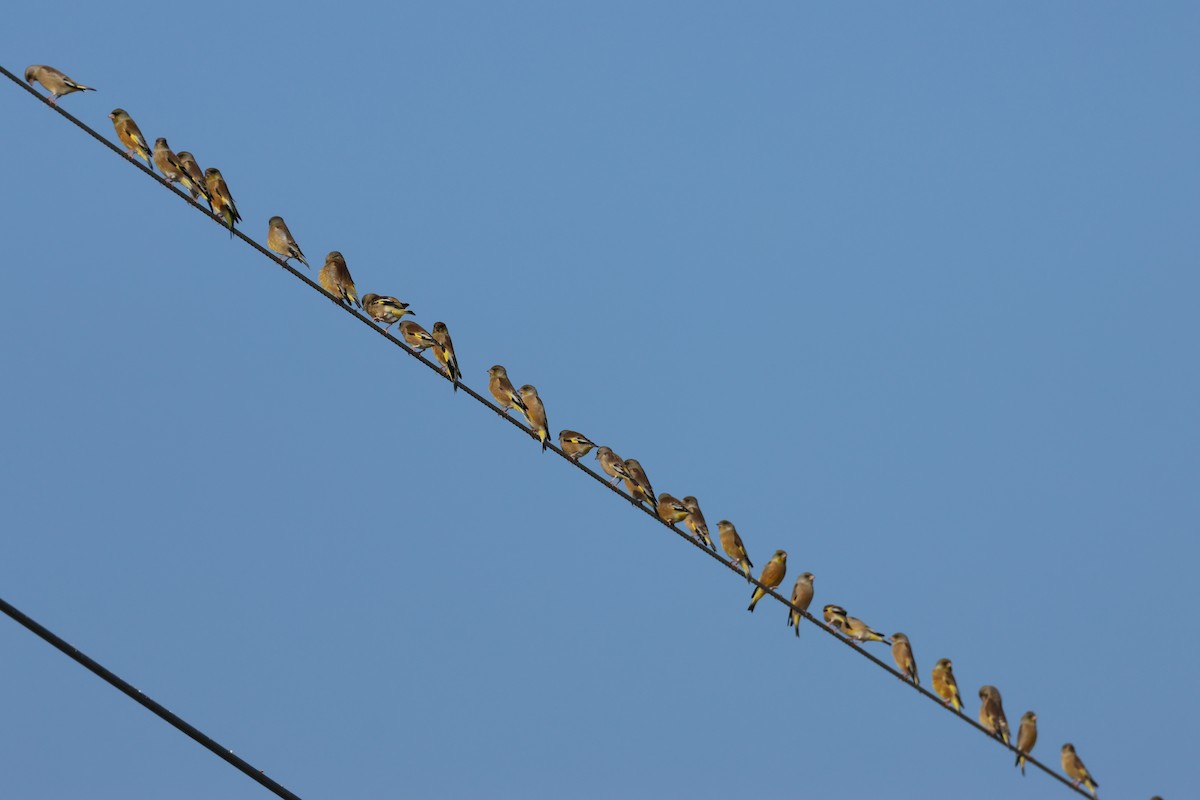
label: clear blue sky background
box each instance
[2,3,1196,799]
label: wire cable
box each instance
[2,64,1093,798]
[0,595,302,800]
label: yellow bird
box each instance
[25,65,95,105]
[431,322,462,389]
[487,366,526,417]
[400,320,438,352]
[823,604,849,633]
[717,520,753,580]
[558,430,597,462]
[203,167,242,236]
[747,550,787,612]
[786,572,815,637]
[680,496,714,550]
[622,459,655,509]
[318,251,359,308]
[518,385,550,450]
[152,137,187,186]
[978,685,1011,745]
[1015,711,1037,776]
[844,613,889,644]
[175,151,211,203]
[931,658,964,713]
[361,294,412,332]
[1061,743,1098,798]
[891,633,919,685]
[594,446,630,485]
[655,493,690,525]
[267,216,310,268]
[108,109,151,165]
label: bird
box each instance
[1061,744,1098,798]
[594,446,631,485]
[932,658,964,713]
[487,366,526,417]
[431,322,462,388]
[400,320,438,352]
[823,604,849,633]
[891,633,919,685]
[175,151,211,203]
[152,138,188,187]
[558,430,597,462]
[318,251,359,308]
[203,168,242,236]
[978,685,1011,745]
[680,496,714,550]
[747,550,787,612]
[361,294,412,332]
[1015,711,1038,776]
[622,459,655,509]
[717,520,753,580]
[786,572,815,637]
[25,65,95,105]
[844,613,889,644]
[267,216,309,268]
[108,109,151,165]
[655,493,690,525]
[518,385,550,450]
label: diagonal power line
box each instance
[1,64,1093,798]
[0,595,302,800]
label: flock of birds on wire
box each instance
[23,62,1159,800]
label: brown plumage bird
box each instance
[747,550,787,612]
[1061,744,1098,798]
[978,685,1011,745]
[891,633,919,685]
[655,493,690,525]
[823,604,849,632]
[152,137,187,186]
[1014,711,1037,776]
[558,430,597,462]
[361,294,412,332]
[267,216,309,268]
[203,168,241,236]
[787,572,815,637]
[108,109,151,165]
[681,496,714,550]
[717,520,753,580]
[431,322,462,389]
[318,251,359,308]
[594,446,630,485]
[518,385,550,450]
[932,658,963,713]
[622,459,655,509]
[487,366,526,417]
[175,151,211,203]
[25,65,95,105]
[400,320,438,352]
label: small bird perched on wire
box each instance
[175,151,211,203]
[267,216,309,268]
[1061,744,1098,798]
[361,294,412,332]
[25,65,95,105]
[681,496,714,550]
[152,138,188,189]
[823,604,849,632]
[318,251,359,308]
[747,550,787,612]
[431,322,462,388]
[487,366,526,417]
[931,658,964,713]
[655,493,690,525]
[594,446,631,485]
[891,633,919,685]
[622,459,655,509]
[978,685,1011,745]
[717,520,753,580]
[1014,711,1037,776]
[558,430,597,462]
[108,109,151,165]
[203,168,241,236]
[518,385,550,450]
[787,572,815,636]
[399,320,438,352]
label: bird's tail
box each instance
[1015,753,1024,774]
[297,252,310,268]
[740,560,752,582]
[747,588,764,612]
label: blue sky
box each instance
[2,3,1197,798]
